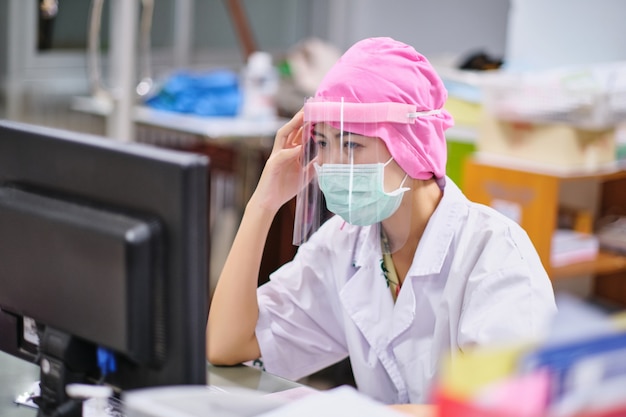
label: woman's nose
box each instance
[322,145,349,164]
[319,152,342,165]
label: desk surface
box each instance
[0,351,301,417]
[71,97,287,139]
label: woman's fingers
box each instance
[253,110,307,212]
[273,110,304,152]
[286,124,305,149]
[253,144,304,212]
[268,144,302,178]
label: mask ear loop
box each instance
[383,158,410,191]
[398,174,409,189]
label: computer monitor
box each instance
[0,120,209,416]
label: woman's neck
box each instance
[381,178,443,282]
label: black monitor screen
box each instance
[0,120,209,416]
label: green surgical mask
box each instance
[315,158,409,226]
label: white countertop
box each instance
[71,95,287,139]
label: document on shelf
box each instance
[550,229,599,267]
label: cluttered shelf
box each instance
[471,152,626,181]
[463,156,626,286]
[550,250,626,280]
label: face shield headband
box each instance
[303,100,442,125]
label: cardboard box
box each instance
[478,113,616,171]
[444,97,483,127]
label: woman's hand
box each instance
[249,110,311,213]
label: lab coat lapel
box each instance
[340,224,394,350]
[339,225,410,402]
[390,278,417,340]
[390,181,464,341]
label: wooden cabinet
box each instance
[462,157,626,305]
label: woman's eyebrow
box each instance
[311,128,356,140]
[311,128,326,139]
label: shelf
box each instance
[550,250,626,280]
[472,152,626,181]
[71,96,287,139]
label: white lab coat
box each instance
[255,178,557,404]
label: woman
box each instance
[207,37,557,414]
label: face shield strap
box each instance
[304,100,442,124]
[407,109,442,118]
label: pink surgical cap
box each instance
[314,37,454,180]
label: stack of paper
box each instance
[550,229,599,267]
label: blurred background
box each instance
[0,0,514,131]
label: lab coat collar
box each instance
[352,223,381,269]
[407,177,466,277]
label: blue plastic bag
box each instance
[145,69,242,117]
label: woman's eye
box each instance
[344,141,361,149]
[314,139,327,149]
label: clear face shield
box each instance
[293,97,417,254]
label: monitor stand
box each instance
[33,327,98,417]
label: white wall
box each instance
[0,0,513,123]
[506,0,626,71]
[4,0,626,87]
[320,0,510,62]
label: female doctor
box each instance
[207,37,557,415]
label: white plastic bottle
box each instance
[240,51,279,121]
